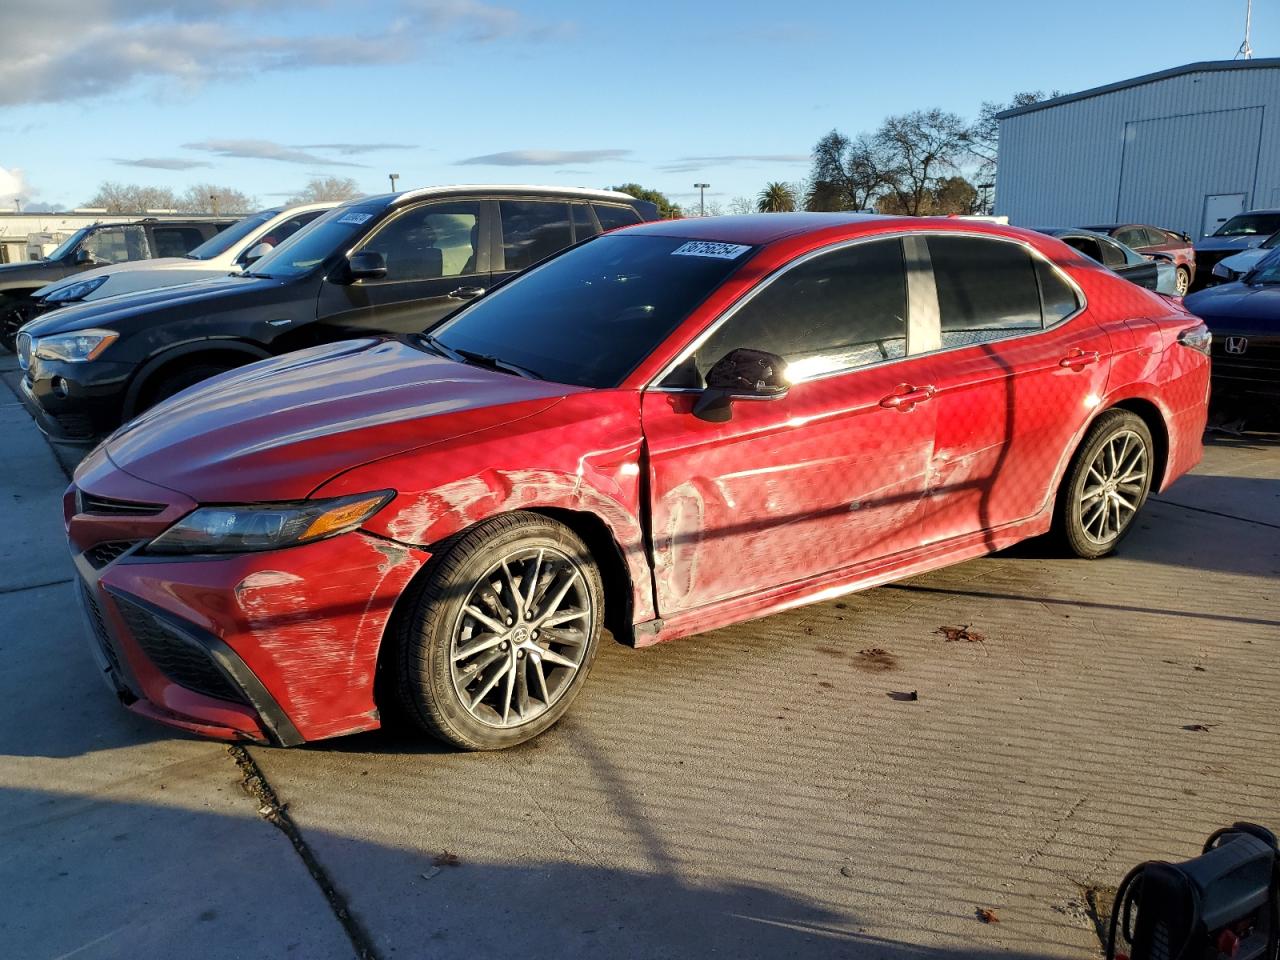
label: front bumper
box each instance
[19,352,132,442]
[68,454,431,744]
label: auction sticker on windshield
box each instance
[337,212,373,225]
[671,241,751,260]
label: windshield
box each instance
[1259,231,1280,250]
[46,227,92,261]
[247,203,383,278]
[431,234,754,388]
[185,210,276,260]
[1245,249,1280,283]
[1213,213,1280,237]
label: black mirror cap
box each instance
[73,248,94,265]
[345,251,387,282]
[704,347,789,396]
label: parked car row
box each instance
[0,216,237,350]
[1192,208,1280,289]
[47,206,1209,750]
[16,185,657,440]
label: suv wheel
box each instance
[392,512,603,750]
[1054,410,1154,559]
[145,363,237,410]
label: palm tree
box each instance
[757,182,797,213]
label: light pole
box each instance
[694,183,710,217]
[389,173,400,193]
[978,182,995,216]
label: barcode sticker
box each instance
[671,240,751,260]
[336,212,373,225]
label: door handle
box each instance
[879,384,936,410]
[448,285,486,300]
[1059,349,1101,367]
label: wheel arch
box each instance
[1105,396,1170,492]
[123,339,271,418]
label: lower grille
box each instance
[81,583,124,677]
[85,540,140,569]
[52,413,96,441]
[111,594,247,705]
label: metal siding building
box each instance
[995,59,1280,238]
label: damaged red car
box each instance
[67,214,1211,750]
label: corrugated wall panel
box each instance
[996,65,1280,237]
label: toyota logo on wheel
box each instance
[1224,336,1249,355]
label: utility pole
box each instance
[389,173,400,193]
[694,182,710,217]
[1237,0,1254,59]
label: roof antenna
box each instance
[1236,0,1254,59]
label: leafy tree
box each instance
[756,181,798,212]
[178,184,255,215]
[804,130,896,212]
[874,109,968,217]
[290,176,362,204]
[608,183,682,219]
[877,175,979,216]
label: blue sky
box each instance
[0,0,1274,211]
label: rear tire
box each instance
[1175,265,1190,296]
[392,512,603,750]
[1053,410,1154,559]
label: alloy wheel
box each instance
[1175,268,1190,296]
[449,546,593,729]
[1078,429,1149,544]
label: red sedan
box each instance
[67,214,1211,750]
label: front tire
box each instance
[1054,410,1154,559]
[392,512,604,750]
[1175,265,1190,297]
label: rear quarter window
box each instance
[593,204,643,231]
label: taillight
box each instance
[1177,323,1212,356]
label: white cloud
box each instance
[114,157,213,170]
[183,139,365,167]
[457,149,631,166]
[0,166,28,202]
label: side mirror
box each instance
[74,248,95,265]
[693,348,789,422]
[242,242,273,265]
[344,251,387,282]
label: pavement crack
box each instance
[229,746,383,960]
[0,577,73,595]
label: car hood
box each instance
[1218,247,1271,271]
[1196,235,1268,253]
[19,274,280,336]
[33,257,195,297]
[102,337,582,503]
[1185,282,1280,324]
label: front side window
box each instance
[250,202,385,278]
[432,234,752,388]
[499,200,573,271]
[927,235,1043,347]
[82,226,150,263]
[1214,213,1280,237]
[358,201,481,281]
[690,238,908,384]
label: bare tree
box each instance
[83,181,180,213]
[874,109,968,216]
[727,195,755,216]
[290,176,362,204]
[178,184,256,215]
[963,90,1062,178]
[878,175,979,216]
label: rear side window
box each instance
[693,238,908,383]
[1096,238,1127,268]
[151,227,205,258]
[1114,227,1145,249]
[927,235,1042,347]
[1036,260,1080,325]
[593,204,643,231]
[499,200,573,271]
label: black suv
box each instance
[1,217,235,350]
[17,186,659,441]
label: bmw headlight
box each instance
[43,275,108,304]
[147,491,394,555]
[32,328,119,363]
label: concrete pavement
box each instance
[1,343,1277,958]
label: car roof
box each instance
[1033,227,1113,239]
[620,212,901,245]
[368,184,641,209]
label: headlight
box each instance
[43,275,108,304]
[147,491,394,555]
[32,328,118,363]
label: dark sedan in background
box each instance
[1033,228,1159,291]
[1083,222,1195,294]
[1184,261,1280,414]
[1192,208,1280,292]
